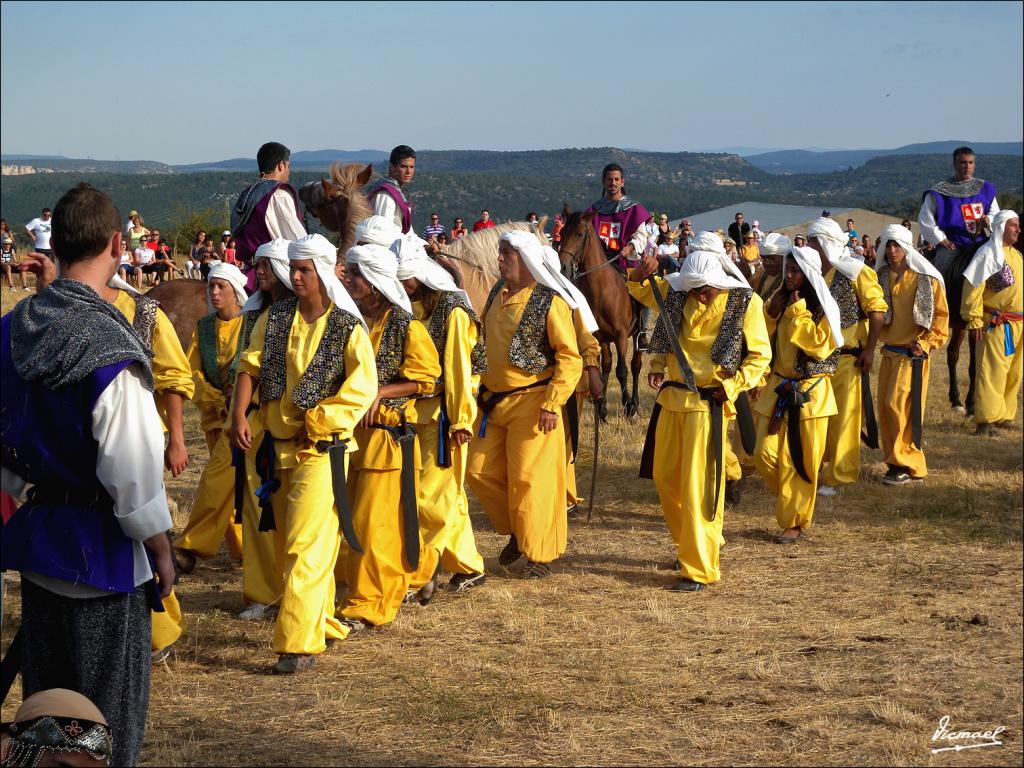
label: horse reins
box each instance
[563,224,620,280]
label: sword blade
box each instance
[645,275,697,392]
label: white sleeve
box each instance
[917,195,946,247]
[92,364,173,541]
[631,227,649,257]
[372,192,403,230]
[265,189,307,241]
[1,466,27,501]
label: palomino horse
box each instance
[558,208,642,420]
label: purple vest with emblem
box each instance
[235,181,301,265]
[926,180,997,249]
[0,313,139,593]
[584,201,651,263]
[367,179,413,233]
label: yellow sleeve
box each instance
[721,293,773,401]
[444,307,478,433]
[855,266,888,314]
[920,278,950,354]
[306,323,379,444]
[786,299,836,361]
[400,318,441,396]
[573,310,601,368]
[626,275,669,311]
[186,328,224,432]
[960,279,986,330]
[541,296,583,412]
[649,353,668,374]
[237,311,267,380]
[152,309,195,399]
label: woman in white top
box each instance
[655,233,681,275]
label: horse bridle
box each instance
[562,223,620,282]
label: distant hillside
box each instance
[175,149,390,173]
[747,140,1024,174]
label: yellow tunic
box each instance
[962,245,1024,425]
[878,270,950,477]
[238,305,378,654]
[341,309,442,627]
[822,266,888,487]
[753,300,838,531]
[407,301,485,582]
[628,279,771,583]
[467,285,582,564]
[176,315,245,561]
[566,309,601,506]
[111,289,194,653]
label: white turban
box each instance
[500,231,579,310]
[242,238,293,312]
[393,233,473,308]
[759,232,792,256]
[668,250,750,293]
[685,229,750,285]
[355,215,402,248]
[540,245,599,333]
[206,261,248,312]
[783,246,845,348]
[288,234,366,327]
[875,225,945,289]
[963,209,1018,287]
[807,217,865,280]
[346,244,413,313]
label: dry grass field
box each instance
[1,284,1021,766]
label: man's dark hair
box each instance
[526,211,538,220]
[601,163,623,179]
[257,142,291,174]
[735,212,743,219]
[953,146,975,160]
[51,184,121,265]
[481,209,489,215]
[390,145,417,166]
[42,207,52,215]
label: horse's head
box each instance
[297,163,373,253]
[557,206,597,274]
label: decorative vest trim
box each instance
[484,280,557,374]
[877,267,935,330]
[197,313,224,391]
[828,272,867,329]
[376,307,415,410]
[794,307,840,377]
[426,291,487,383]
[367,178,413,233]
[229,308,263,382]
[648,287,753,376]
[122,289,158,348]
[260,297,358,409]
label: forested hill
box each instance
[2,149,1020,246]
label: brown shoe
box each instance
[272,654,316,675]
[173,548,197,575]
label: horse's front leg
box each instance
[614,335,630,411]
[966,332,978,415]
[947,327,965,409]
[598,341,612,422]
[626,344,643,419]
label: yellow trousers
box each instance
[754,413,828,531]
[263,455,347,654]
[822,355,861,486]
[652,409,726,585]
[409,420,484,586]
[974,321,1023,425]
[725,421,742,482]
[466,390,567,564]
[175,431,243,560]
[878,354,931,478]
[341,467,439,626]
[242,451,286,606]
[151,591,183,652]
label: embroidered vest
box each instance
[877,267,935,330]
[375,307,415,410]
[122,289,158,347]
[260,297,358,409]
[827,271,867,329]
[229,308,264,383]
[648,287,753,376]
[483,280,557,374]
[794,307,840,377]
[426,291,487,384]
[196,313,225,391]
[756,271,783,300]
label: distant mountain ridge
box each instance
[746,140,1024,174]
[174,149,390,173]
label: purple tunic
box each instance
[585,199,651,264]
[367,179,413,233]
[234,181,301,265]
[926,180,997,249]
[0,313,138,593]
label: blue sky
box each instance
[1,0,1021,164]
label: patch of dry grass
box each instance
[2,286,1021,766]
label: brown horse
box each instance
[147,278,208,351]
[558,208,642,419]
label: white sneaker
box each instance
[817,484,840,497]
[238,603,270,621]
